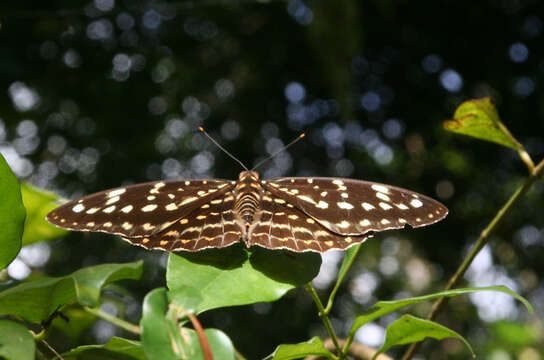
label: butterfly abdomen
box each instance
[233,171,262,226]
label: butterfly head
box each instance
[238,171,260,182]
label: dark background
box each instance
[1,1,543,359]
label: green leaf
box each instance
[140,288,235,360]
[52,306,97,341]
[0,153,26,270]
[490,321,542,347]
[167,244,321,314]
[349,286,533,338]
[141,288,181,360]
[337,244,361,282]
[0,261,142,323]
[178,328,235,360]
[20,183,68,245]
[264,337,334,360]
[62,336,145,360]
[0,319,35,360]
[443,97,523,150]
[372,315,473,360]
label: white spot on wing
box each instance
[381,219,390,225]
[379,202,393,210]
[108,188,126,197]
[72,204,85,213]
[338,220,350,228]
[396,203,409,210]
[103,205,116,213]
[360,219,371,226]
[362,202,375,211]
[316,201,329,209]
[337,201,354,210]
[142,204,158,212]
[86,207,100,214]
[297,195,316,204]
[180,196,198,206]
[371,184,389,194]
[165,203,178,211]
[106,196,120,205]
[376,192,391,202]
[121,205,133,213]
[410,199,423,208]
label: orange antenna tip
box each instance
[300,133,305,138]
[198,126,204,132]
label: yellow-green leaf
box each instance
[443,97,523,150]
[21,183,68,245]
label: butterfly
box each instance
[46,171,447,253]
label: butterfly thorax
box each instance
[233,171,262,226]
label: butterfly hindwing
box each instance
[248,190,371,252]
[121,191,243,251]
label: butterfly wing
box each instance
[248,190,371,252]
[121,190,244,251]
[263,177,448,236]
[46,179,235,238]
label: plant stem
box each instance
[33,327,51,342]
[324,245,362,315]
[84,306,141,335]
[401,157,544,360]
[234,348,248,360]
[305,283,341,360]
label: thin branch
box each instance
[305,283,341,360]
[324,245,362,315]
[401,157,544,360]
[83,306,141,335]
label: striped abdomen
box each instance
[233,171,262,225]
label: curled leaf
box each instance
[444,97,523,150]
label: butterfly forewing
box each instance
[46,179,234,238]
[121,190,243,251]
[263,177,448,236]
[249,190,371,252]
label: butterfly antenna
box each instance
[251,133,305,171]
[199,127,249,171]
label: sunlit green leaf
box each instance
[0,319,35,360]
[264,337,334,360]
[443,97,522,150]
[337,244,361,283]
[20,183,68,245]
[0,261,142,323]
[372,315,473,360]
[167,244,321,314]
[62,336,145,360]
[0,153,26,270]
[141,288,235,360]
[349,286,533,337]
